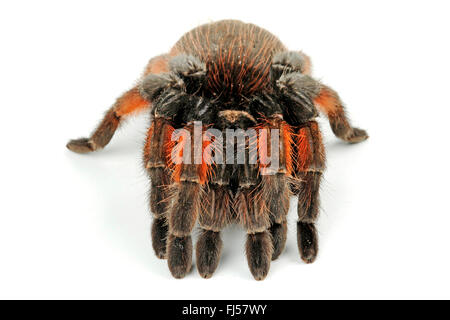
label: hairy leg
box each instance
[263,174,290,261]
[67,55,170,153]
[144,118,174,259]
[297,172,322,263]
[149,167,170,259]
[295,121,325,263]
[236,187,273,280]
[272,51,368,143]
[256,118,292,260]
[167,234,193,279]
[66,87,149,153]
[151,216,168,259]
[167,181,201,279]
[196,229,223,279]
[196,184,230,279]
[245,230,273,281]
[313,85,368,143]
[272,50,312,76]
[270,219,287,261]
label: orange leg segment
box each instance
[313,86,368,143]
[67,54,170,154]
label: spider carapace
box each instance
[67,20,368,280]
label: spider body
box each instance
[67,20,368,280]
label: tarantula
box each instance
[67,20,368,280]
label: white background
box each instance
[0,0,449,300]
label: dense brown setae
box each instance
[171,20,286,99]
[67,20,368,280]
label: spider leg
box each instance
[196,228,223,279]
[236,186,273,281]
[163,122,218,278]
[149,166,170,259]
[66,54,170,153]
[264,173,290,261]
[245,229,273,281]
[270,218,287,261]
[144,118,174,259]
[256,118,292,261]
[151,214,168,259]
[294,121,325,263]
[313,85,369,143]
[66,86,148,153]
[272,50,312,76]
[196,184,230,278]
[273,51,368,143]
[167,181,201,279]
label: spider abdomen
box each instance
[171,20,286,100]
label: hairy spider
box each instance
[67,20,368,280]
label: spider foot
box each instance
[246,231,272,281]
[346,128,369,144]
[167,235,192,279]
[297,222,318,264]
[270,222,287,261]
[196,230,222,279]
[66,138,95,153]
[152,218,168,259]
